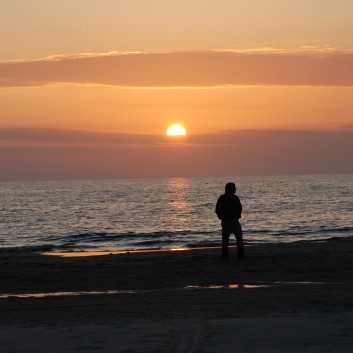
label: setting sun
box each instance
[167,124,186,136]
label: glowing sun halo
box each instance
[167,124,186,136]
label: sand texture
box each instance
[1,237,353,352]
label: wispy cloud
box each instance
[1,48,353,88]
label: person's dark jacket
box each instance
[215,194,242,221]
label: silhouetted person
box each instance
[215,182,245,259]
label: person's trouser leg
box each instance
[234,220,244,257]
[221,221,230,259]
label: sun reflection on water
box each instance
[165,178,195,230]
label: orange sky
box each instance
[1,1,353,180]
[2,84,353,134]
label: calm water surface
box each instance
[0,175,352,252]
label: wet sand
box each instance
[1,237,353,352]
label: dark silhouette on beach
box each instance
[215,182,245,259]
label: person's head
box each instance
[225,182,236,195]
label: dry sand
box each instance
[1,237,353,352]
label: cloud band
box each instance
[1,48,353,88]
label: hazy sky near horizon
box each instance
[1,1,353,180]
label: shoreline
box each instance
[41,245,222,257]
[37,235,351,257]
[2,234,351,256]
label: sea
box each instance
[0,174,352,253]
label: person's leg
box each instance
[221,221,231,259]
[233,220,245,258]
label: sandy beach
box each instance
[1,237,353,352]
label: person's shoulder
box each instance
[234,194,241,200]
[217,194,227,202]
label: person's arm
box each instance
[239,198,242,219]
[215,196,224,220]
